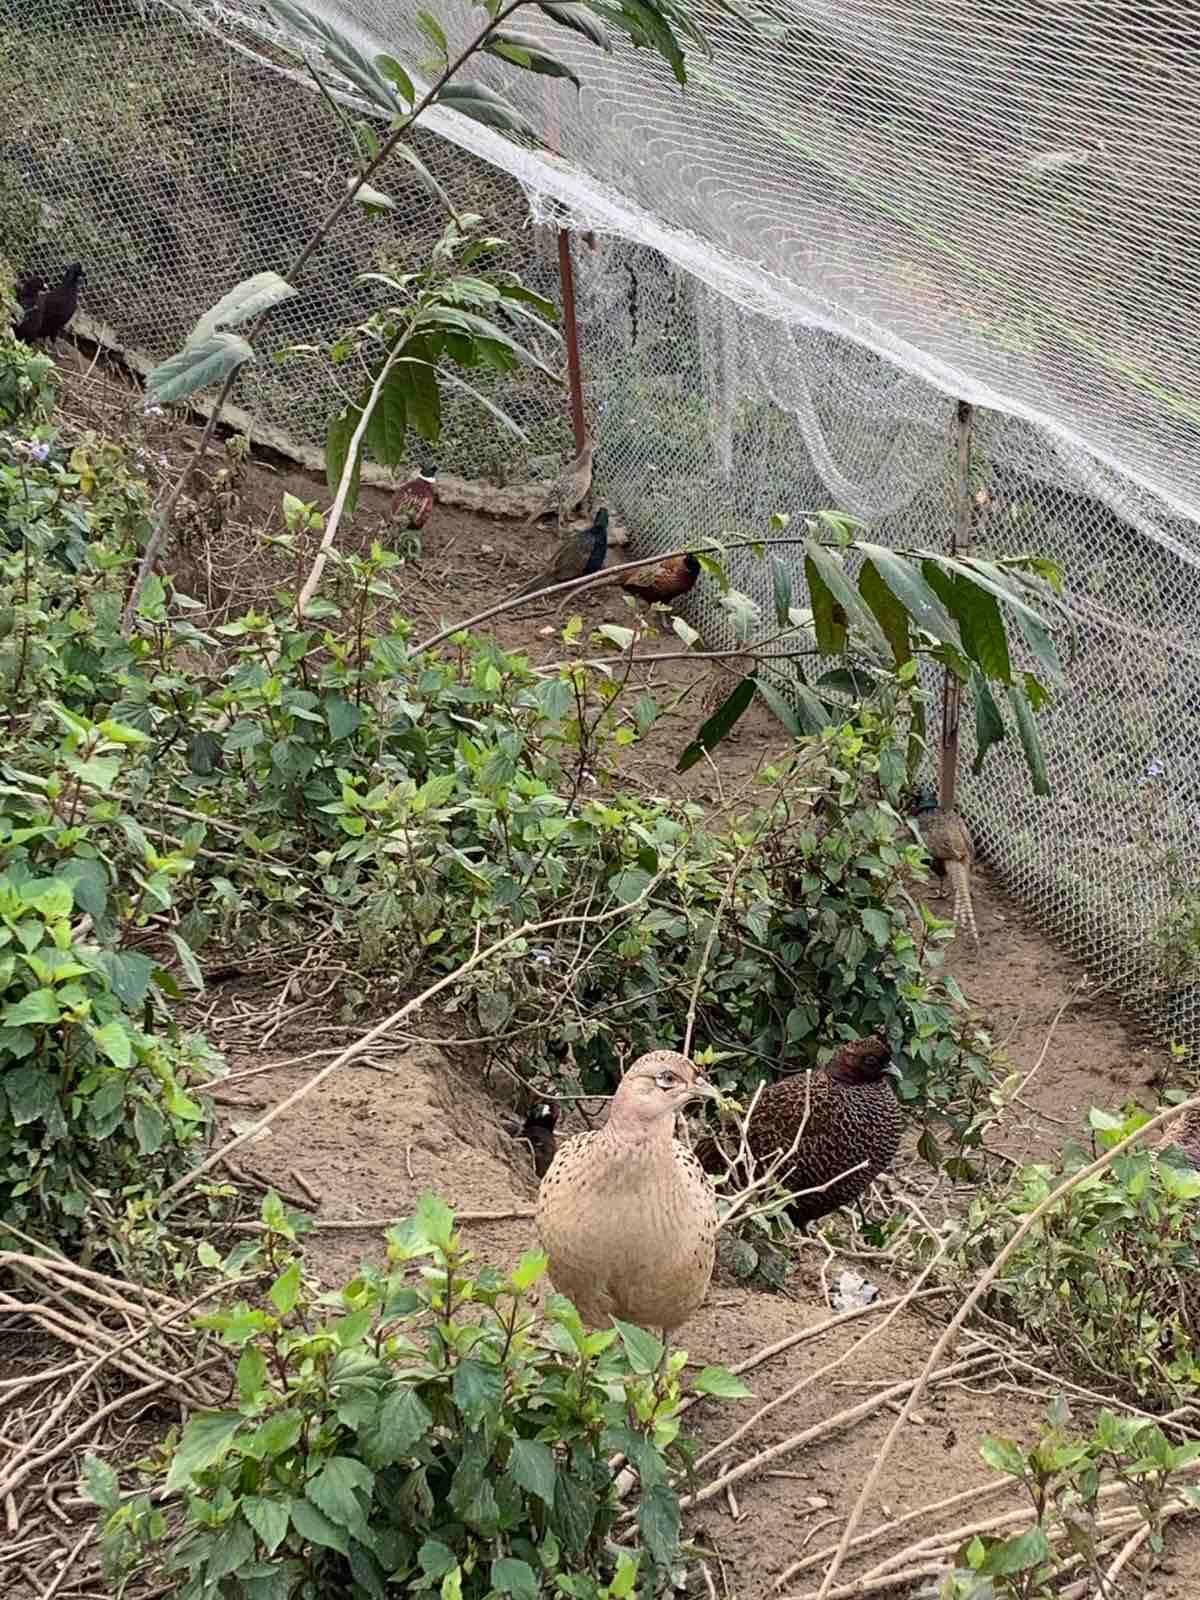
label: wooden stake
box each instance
[557,229,587,454]
[939,400,973,810]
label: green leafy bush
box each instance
[0,699,220,1243]
[941,1397,1200,1598]
[89,1191,751,1600]
[953,1105,1200,1406]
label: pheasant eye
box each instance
[656,1072,679,1089]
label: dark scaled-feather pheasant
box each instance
[911,786,978,942]
[622,551,700,607]
[14,263,84,346]
[695,1035,903,1227]
[13,271,48,342]
[519,1100,559,1179]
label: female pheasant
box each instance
[536,1050,719,1334]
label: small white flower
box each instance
[1145,757,1165,779]
[28,440,50,462]
[143,402,164,419]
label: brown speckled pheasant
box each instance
[695,1036,903,1228]
[525,441,594,527]
[911,787,978,942]
[536,1050,719,1334]
[1156,1106,1200,1170]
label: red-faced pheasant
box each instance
[622,552,701,607]
[695,1036,903,1228]
[536,1050,719,1334]
[390,466,437,531]
[911,787,978,942]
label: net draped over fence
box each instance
[3,0,1199,1046]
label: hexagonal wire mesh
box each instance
[3,0,1198,1048]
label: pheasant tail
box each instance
[947,859,978,942]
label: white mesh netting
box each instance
[3,0,1199,1047]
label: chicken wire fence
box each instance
[3,0,1200,1051]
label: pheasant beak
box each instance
[884,1063,904,1083]
[688,1078,721,1102]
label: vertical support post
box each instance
[940,399,974,810]
[557,228,587,454]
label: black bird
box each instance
[12,271,47,342]
[513,507,609,599]
[622,551,701,606]
[520,1101,559,1179]
[24,263,84,345]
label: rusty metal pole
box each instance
[557,228,587,454]
[940,399,974,810]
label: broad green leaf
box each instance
[691,1364,752,1398]
[858,543,957,643]
[4,988,60,1026]
[1005,683,1051,796]
[325,695,363,742]
[676,673,755,772]
[246,1409,304,1458]
[803,553,845,655]
[612,1319,663,1374]
[266,0,399,113]
[970,669,1008,777]
[436,367,530,441]
[976,1525,1053,1577]
[414,1189,455,1249]
[362,1388,432,1465]
[416,8,448,56]
[375,52,415,104]
[237,1344,269,1405]
[24,879,73,918]
[923,561,1011,682]
[80,1453,121,1512]
[147,332,255,406]
[190,271,297,343]
[452,1358,503,1426]
[486,32,582,88]
[164,1411,244,1492]
[398,347,442,442]
[93,1018,132,1069]
[270,1261,302,1316]
[437,81,539,140]
[133,1100,165,1155]
[510,1249,548,1291]
[754,671,828,737]
[769,554,792,627]
[365,368,407,467]
[638,1481,681,1570]
[419,1539,459,1580]
[609,865,653,905]
[858,557,910,666]
[290,1497,349,1554]
[804,540,887,654]
[507,1438,557,1505]
[978,1434,1027,1476]
[169,932,205,991]
[243,1495,291,1555]
[491,1557,538,1600]
[539,1,610,49]
[308,1456,374,1536]
[389,141,456,214]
